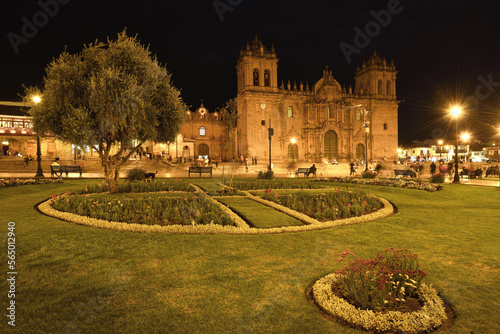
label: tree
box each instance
[29,31,186,193]
[218,97,239,161]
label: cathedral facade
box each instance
[235,37,400,163]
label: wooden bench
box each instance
[188,166,212,177]
[50,165,82,177]
[394,169,416,178]
[295,167,316,177]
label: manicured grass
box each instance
[217,197,303,228]
[0,178,499,333]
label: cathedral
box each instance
[234,37,399,163]
[1,37,400,164]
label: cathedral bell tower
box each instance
[235,37,279,158]
[354,51,397,98]
[236,36,279,93]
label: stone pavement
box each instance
[0,160,498,187]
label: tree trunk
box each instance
[103,160,121,193]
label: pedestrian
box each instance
[349,161,355,175]
[430,161,437,175]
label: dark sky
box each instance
[1,0,500,144]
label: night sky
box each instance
[1,0,499,144]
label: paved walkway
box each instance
[1,161,499,187]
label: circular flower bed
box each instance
[312,273,447,333]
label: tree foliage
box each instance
[29,30,186,192]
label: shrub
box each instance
[257,170,274,180]
[361,170,377,178]
[126,168,146,181]
[335,248,427,312]
[430,173,445,183]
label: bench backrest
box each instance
[51,165,62,171]
[297,168,310,172]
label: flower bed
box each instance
[312,248,447,332]
[260,189,383,221]
[313,274,446,333]
[50,192,235,227]
[225,180,330,191]
[315,177,444,192]
[70,179,194,195]
[0,178,62,188]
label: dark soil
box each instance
[306,283,455,333]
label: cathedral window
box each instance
[327,106,331,119]
[386,80,391,95]
[383,123,388,130]
[378,79,383,95]
[253,69,259,86]
[264,70,271,87]
[356,111,361,121]
[200,126,206,136]
[288,106,293,117]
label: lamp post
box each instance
[460,133,470,163]
[268,118,273,171]
[32,96,44,178]
[451,107,461,184]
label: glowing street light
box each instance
[33,95,44,178]
[450,106,462,183]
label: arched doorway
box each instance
[197,143,209,159]
[288,143,298,162]
[324,130,338,161]
[182,146,190,160]
[356,143,365,160]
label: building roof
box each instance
[0,104,31,117]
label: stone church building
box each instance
[1,37,399,164]
[233,37,399,163]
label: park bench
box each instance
[50,165,82,177]
[295,167,316,177]
[394,169,416,178]
[188,166,212,177]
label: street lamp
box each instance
[361,108,370,171]
[450,106,461,183]
[32,95,44,178]
[460,133,470,163]
[268,118,273,171]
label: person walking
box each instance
[430,161,437,175]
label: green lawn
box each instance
[1,178,499,333]
[217,197,303,228]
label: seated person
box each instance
[306,164,316,177]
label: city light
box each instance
[32,95,41,104]
[450,106,461,117]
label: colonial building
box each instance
[235,37,400,163]
[0,101,73,159]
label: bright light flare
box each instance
[450,106,461,117]
[460,133,470,141]
[290,138,296,144]
[32,95,41,104]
